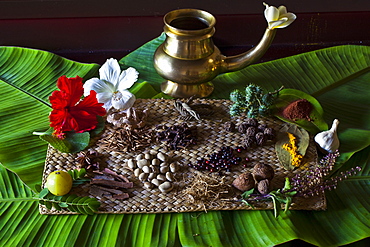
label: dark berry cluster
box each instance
[188,146,243,173]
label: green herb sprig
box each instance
[38,187,100,215]
[229,84,283,117]
[241,151,361,218]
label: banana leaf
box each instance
[1,35,370,247]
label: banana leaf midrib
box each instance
[312,66,370,97]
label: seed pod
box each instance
[169,163,178,172]
[143,182,153,189]
[165,172,174,182]
[142,166,150,173]
[137,159,149,168]
[246,126,257,137]
[139,173,148,182]
[160,162,168,167]
[245,118,258,127]
[160,166,169,174]
[157,152,167,162]
[253,164,274,181]
[134,168,141,177]
[263,127,275,140]
[136,154,144,160]
[255,132,267,146]
[151,159,161,166]
[224,121,235,132]
[148,172,156,180]
[127,159,136,169]
[257,179,270,194]
[157,174,166,181]
[151,178,160,186]
[258,124,267,132]
[243,135,255,148]
[150,165,159,174]
[232,172,255,192]
[158,181,173,193]
[238,123,249,134]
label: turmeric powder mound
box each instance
[282,132,303,167]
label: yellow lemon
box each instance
[46,171,73,196]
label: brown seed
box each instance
[232,172,255,192]
[257,179,270,194]
[253,164,274,181]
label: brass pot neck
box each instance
[162,9,216,60]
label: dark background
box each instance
[1,0,369,64]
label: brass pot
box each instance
[153,9,277,98]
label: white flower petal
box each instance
[278,6,287,16]
[264,5,280,22]
[269,18,289,29]
[280,12,297,23]
[111,90,136,111]
[99,58,121,87]
[96,91,114,104]
[117,67,139,91]
[83,78,115,96]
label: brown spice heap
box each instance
[182,171,233,210]
[282,99,313,121]
[155,123,197,150]
[76,150,104,174]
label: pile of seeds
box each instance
[189,146,242,173]
[125,151,178,193]
[155,123,197,150]
[224,118,275,148]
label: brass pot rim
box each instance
[164,8,216,35]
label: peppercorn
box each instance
[253,164,274,181]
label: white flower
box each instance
[84,58,139,111]
[263,2,296,30]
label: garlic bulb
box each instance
[314,119,340,153]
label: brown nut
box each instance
[253,164,274,181]
[257,179,270,194]
[232,172,255,192]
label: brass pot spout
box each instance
[153,9,277,98]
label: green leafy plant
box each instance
[38,187,100,215]
[229,84,283,117]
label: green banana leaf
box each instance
[1,35,370,247]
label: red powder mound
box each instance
[282,99,313,121]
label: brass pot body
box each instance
[154,9,276,98]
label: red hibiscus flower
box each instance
[49,75,106,139]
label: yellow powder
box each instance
[282,132,303,167]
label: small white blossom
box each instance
[263,2,296,30]
[83,58,139,111]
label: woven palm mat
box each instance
[40,99,326,215]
